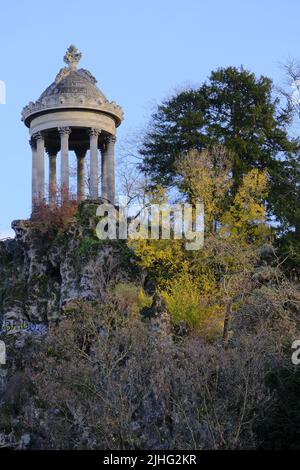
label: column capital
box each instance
[32,131,44,141]
[108,135,116,144]
[58,126,71,135]
[88,128,101,137]
[29,138,36,149]
[102,134,116,148]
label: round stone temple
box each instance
[22,45,124,207]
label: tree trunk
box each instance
[222,301,233,347]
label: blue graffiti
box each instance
[0,320,48,335]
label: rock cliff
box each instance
[0,201,138,327]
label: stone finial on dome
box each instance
[63,45,82,70]
[21,45,124,127]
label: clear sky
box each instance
[0,0,299,237]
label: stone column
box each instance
[75,149,86,200]
[30,138,38,208]
[106,135,116,204]
[89,128,100,199]
[58,127,71,199]
[35,132,45,201]
[47,149,58,206]
[101,140,108,201]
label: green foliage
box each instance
[76,237,103,257]
[140,66,299,238]
[10,280,27,301]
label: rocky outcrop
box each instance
[0,202,138,326]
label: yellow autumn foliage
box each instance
[127,150,270,336]
[221,169,269,244]
[161,272,224,338]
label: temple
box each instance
[21,45,123,208]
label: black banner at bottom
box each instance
[0,449,295,468]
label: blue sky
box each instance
[0,0,299,236]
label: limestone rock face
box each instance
[0,203,137,325]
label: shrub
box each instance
[0,288,297,450]
[31,197,79,232]
[113,282,152,316]
[161,272,224,337]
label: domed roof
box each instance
[22,45,123,127]
[39,68,107,102]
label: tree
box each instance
[176,145,233,231]
[270,59,300,271]
[220,168,269,245]
[140,66,298,218]
[132,147,270,337]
